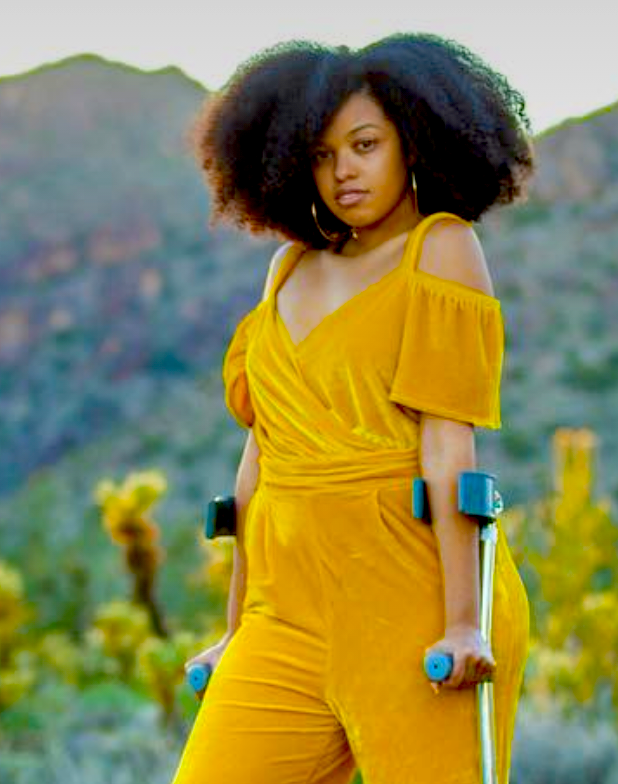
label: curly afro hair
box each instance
[187,33,535,248]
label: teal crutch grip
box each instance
[424,651,454,682]
[204,495,236,539]
[187,662,212,695]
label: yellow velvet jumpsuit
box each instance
[171,211,530,784]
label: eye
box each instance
[356,138,377,152]
[312,149,331,162]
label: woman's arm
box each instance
[223,242,291,640]
[416,220,497,689]
[223,428,259,639]
[421,415,480,630]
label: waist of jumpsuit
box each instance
[259,447,421,494]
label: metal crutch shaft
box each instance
[414,471,502,784]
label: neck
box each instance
[335,194,422,257]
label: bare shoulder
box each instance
[417,218,495,298]
[261,241,296,301]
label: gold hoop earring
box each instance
[311,202,358,243]
[411,171,418,209]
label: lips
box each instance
[335,190,367,206]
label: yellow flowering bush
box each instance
[94,470,168,636]
[0,560,32,660]
[194,533,234,595]
[36,631,83,686]
[509,428,618,721]
[137,630,207,721]
[0,561,36,711]
[87,599,152,681]
[0,662,36,711]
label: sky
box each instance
[0,0,616,135]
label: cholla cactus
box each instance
[137,630,205,722]
[0,561,32,666]
[519,428,618,720]
[0,562,35,711]
[88,599,152,681]
[552,427,599,519]
[37,632,83,686]
[94,470,168,636]
[194,533,234,596]
[0,662,36,712]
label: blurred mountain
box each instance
[531,101,618,202]
[0,54,278,496]
[0,55,617,606]
[478,102,618,504]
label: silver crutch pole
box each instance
[414,471,502,784]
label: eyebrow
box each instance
[347,123,381,135]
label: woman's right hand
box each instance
[184,632,233,681]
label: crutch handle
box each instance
[424,651,454,682]
[186,662,212,697]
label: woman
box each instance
[173,32,534,784]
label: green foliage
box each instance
[0,680,184,784]
[560,347,618,392]
[505,428,618,723]
[0,561,32,657]
[0,376,239,636]
[136,630,206,722]
[88,600,152,681]
[511,703,618,784]
[0,561,36,711]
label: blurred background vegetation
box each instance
[1,54,618,783]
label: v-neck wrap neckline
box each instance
[272,223,419,352]
[275,254,408,353]
[269,211,498,353]
[221,210,505,438]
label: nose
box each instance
[333,150,357,182]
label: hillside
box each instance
[0,54,278,496]
[478,101,618,503]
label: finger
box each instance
[481,660,497,682]
[478,653,496,676]
[444,655,467,689]
[456,656,488,689]
[469,658,494,686]
[468,661,486,687]
[185,655,208,673]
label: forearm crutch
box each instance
[185,495,238,698]
[413,471,503,784]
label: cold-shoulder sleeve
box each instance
[222,307,261,429]
[389,272,505,429]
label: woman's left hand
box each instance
[424,623,496,693]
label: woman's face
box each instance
[311,90,413,232]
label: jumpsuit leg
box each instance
[320,484,530,784]
[169,609,357,784]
